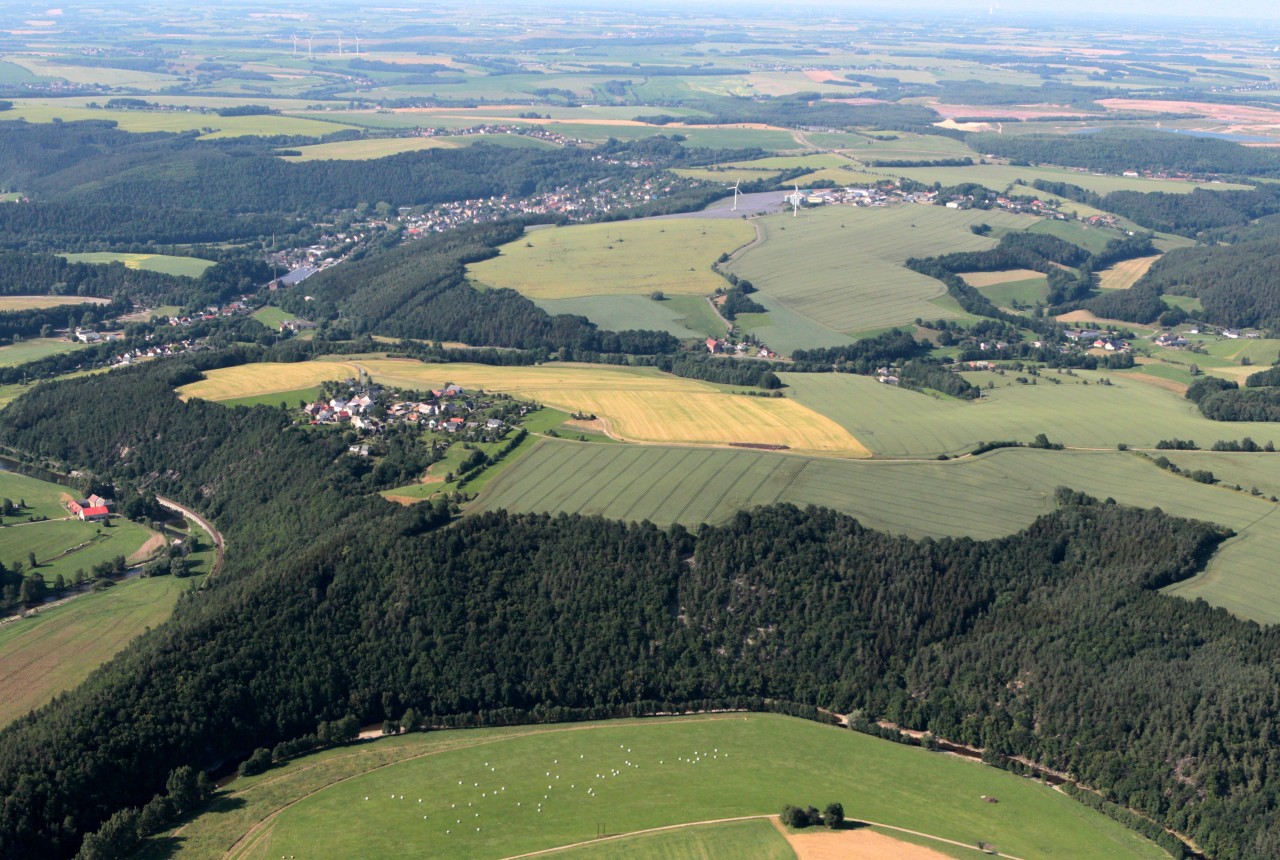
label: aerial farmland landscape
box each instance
[7,1,1280,858]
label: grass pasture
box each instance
[960,269,1048,307]
[164,714,1165,860]
[220,386,324,410]
[61,252,215,277]
[467,219,756,300]
[0,338,83,367]
[249,306,297,329]
[0,515,156,584]
[0,573,196,728]
[532,295,714,339]
[178,359,869,456]
[278,136,457,161]
[1097,255,1161,290]
[725,204,1034,335]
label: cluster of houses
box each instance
[1154,326,1259,348]
[303,383,510,438]
[1064,329,1130,352]
[66,494,113,522]
[705,337,776,358]
[164,301,253,327]
[110,339,205,368]
[416,123,582,147]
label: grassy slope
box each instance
[160,714,1165,860]
[0,339,84,367]
[249,306,298,328]
[532,295,711,339]
[466,219,755,300]
[725,204,1035,335]
[61,252,215,277]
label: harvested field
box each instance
[1097,255,1161,290]
[61,252,214,277]
[467,219,756,299]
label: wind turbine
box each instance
[731,179,741,211]
[307,36,313,59]
[291,34,298,57]
[354,36,361,55]
[338,36,344,55]
[792,183,800,218]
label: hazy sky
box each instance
[678,0,1280,22]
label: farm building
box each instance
[67,499,111,521]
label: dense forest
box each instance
[2,357,1280,858]
[1187,376,1280,422]
[970,128,1280,178]
[1130,238,1280,329]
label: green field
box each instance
[724,204,1036,343]
[249,306,298,328]
[0,338,84,367]
[475,439,1280,622]
[221,386,324,409]
[160,714,1166,860]
[781,369,1280,456]
[0,573,197,727]
[970,275,1049,308]
[467,219,756,300]
[61,252,215,277]
[1027,219,1129,253]
[533,295,713,339]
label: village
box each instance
[300,377,527,445]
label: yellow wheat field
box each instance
[1097,255,1161,291]
[179,359,870,456]
[0,295,111,311]
[176,361,362,401]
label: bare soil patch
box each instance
[781,826,954,860]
